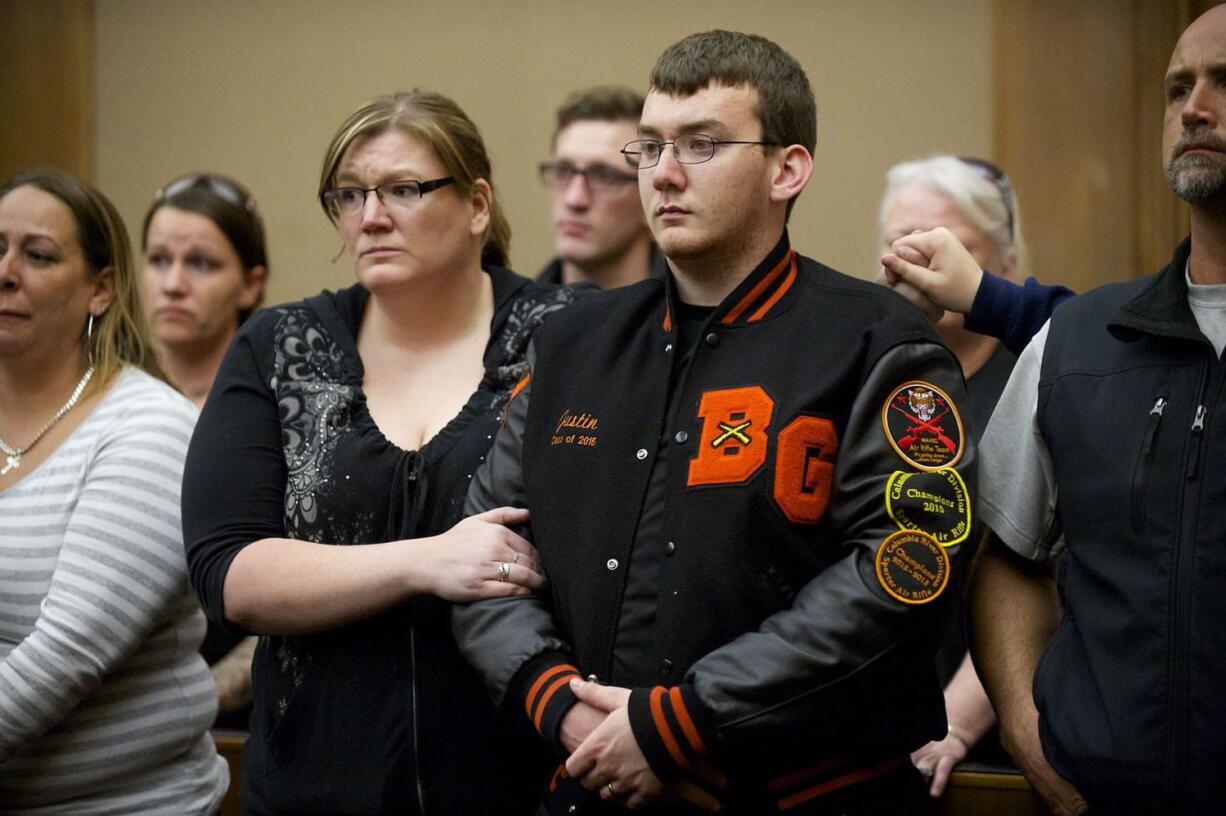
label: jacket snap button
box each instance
[665,343,673,353]
[704,332,720,347]
[674,430,688,444]
[661,658,673,677]
[636,448,648,460]
[665,540,676,555]
[607,558,619,570]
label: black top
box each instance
[964,342,1017,445]
[184,268,577,815]
[936,342,1016,766]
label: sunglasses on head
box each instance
[958,157,1015,240]
[155,173,257,214]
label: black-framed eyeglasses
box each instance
[156,173,257,214]
[958,157,1015,240]
[319,177,456,219]
[538,161,637,191]
[621,135,779,169]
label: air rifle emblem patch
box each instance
[885,468,971,546]
[881,381,964,471]
[875,530,951,605]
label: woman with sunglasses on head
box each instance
[876,155,1037,797]
[142,173,268,408]
[0,169,227,813]
[183,90,578,815]
[141,173,269,726]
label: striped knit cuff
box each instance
[627,685,721,786]
[511,652,582,754]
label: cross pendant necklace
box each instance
[0,366,95,479]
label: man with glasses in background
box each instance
[537,86,660,289]
[456,30,972,815]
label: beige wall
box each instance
[95,0,991,306]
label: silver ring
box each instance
[607,782,617,797]
[512,552,520,564]
[497,562,511,582]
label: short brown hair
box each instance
[552,86,644,150]
[649,30,816,155]
[318,90,511,268]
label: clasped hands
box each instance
[561,680,720,812]
[877,227,986,325]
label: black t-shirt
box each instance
[611,298,715,685]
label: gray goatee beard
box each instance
[1166,129,1226,204]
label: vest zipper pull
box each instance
[1142,397,1166,456]
[1134,397,1167,530]
[1186,405,1207,479]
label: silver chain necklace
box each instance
[0,366,95,476]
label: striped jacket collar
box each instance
[660,232,798,333]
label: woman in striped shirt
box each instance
[0,169,228,813]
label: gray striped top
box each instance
[0,368,228,814]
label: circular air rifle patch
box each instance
[881,381,965,471]
[885,468,971,547]
[875,530,951,605]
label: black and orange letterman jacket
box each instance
[454,235,977,813]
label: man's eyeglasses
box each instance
[319,177,456,219]
[539,161,637,192]
[156,173,257,214]
[621,135,779,169]
[958,157,1016,240]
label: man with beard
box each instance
[886,6,1226,814]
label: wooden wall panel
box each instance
[993,0,1205,291]
[0,0,94,182]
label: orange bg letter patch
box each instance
[773,416,839,524]
[687,387,775,486]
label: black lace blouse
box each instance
[184,267,577,815]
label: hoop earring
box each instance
[86,314,95,367]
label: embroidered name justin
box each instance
[556,410,599,434]
[552,410,601,447]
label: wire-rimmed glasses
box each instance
[621,135,779,169]
[538,161,637,192]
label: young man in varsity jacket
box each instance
[455,30,975,815]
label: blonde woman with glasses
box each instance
[183,90,578,814]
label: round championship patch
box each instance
[880,381,965,471]
[885,468,971,547]
[875,530,951,605]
